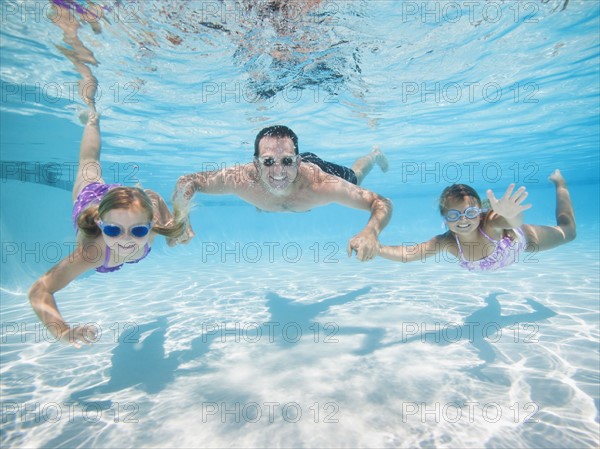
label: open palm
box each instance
[486,184,532,219]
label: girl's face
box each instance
[97,207,152,255]
[443,196,482,236]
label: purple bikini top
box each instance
[455,227,527,272]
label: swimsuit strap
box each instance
[454,227,496,261]
[478,227,498,243]
[454,233,465,259]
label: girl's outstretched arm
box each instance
[28,248,99,348]
[378,234,446,263]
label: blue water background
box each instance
[1,1,599,448]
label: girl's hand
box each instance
[486,184,532,219]
[59,324,98,349]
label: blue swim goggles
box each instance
[445,206,488,222]
[98,221,152,238]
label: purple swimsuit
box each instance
[72,182,151,273]
[51,0,102,18]
[455,227,527,272]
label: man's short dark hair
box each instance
[254,125,299,157]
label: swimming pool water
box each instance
[1,1,599,448]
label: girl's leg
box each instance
[53,13,98,114]
[56,45,98,113]
[351,145,389,185]
[51,3,100,65]
[52,2,103,201]
[72,111,104,202]
[522,169,576,252]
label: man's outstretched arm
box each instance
[318,179,393,261]
[171,168,242,243]
[346,191,393,261]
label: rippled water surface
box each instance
[1,1,599,448]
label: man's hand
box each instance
[167,221,195,246]
[347,229,379,261]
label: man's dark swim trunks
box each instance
[300,152,358,185]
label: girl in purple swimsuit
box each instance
[377,171,576,271]
[28,81,186,348]
[29,2,188,348]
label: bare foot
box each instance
[371,145,389,173]
[548,169,566,187]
